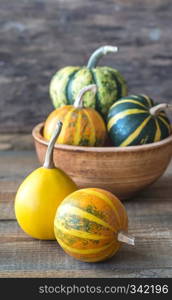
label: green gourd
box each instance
[107,94,172,147]
[49,45,127,118]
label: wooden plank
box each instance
[0,219,172,278]
[0,151,172,277]
[0,134,34,150]
[1,173,172,220]
[0,151,38,219]
[1,269,172,278]
[0,150,38,178]
[0,0,172,133]
[0,151,172,221]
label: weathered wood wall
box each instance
[0,0,172,133]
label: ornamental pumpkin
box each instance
[44,84,107,147]
[49,45,127,118]
[15,121,77,240]
[54,188,134,262]
[107,94,172,147]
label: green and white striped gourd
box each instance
[49,45,127,118]
[107,94,172,147]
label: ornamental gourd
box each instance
[49,45,127,118]
[54,188,134,262]
[15,121,77,240]
[44,85,107,146]
[107,94,172,147]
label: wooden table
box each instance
[0,150,172,278]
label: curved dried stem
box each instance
[43,120,63,169]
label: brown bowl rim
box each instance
[32,122,172,153]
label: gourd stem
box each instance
[73,84,97,108]
[87,45,118,69]
[43,120,63,169]
[150,103,172,116]
[117,231,135,246]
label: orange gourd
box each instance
[43,85,107,147]
[54,188,134,262]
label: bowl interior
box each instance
[32,122,172,153]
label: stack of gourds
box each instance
[14,45,172,263]
[46,45,171,148]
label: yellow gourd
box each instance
[15,121,77,240]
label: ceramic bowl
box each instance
[32,123,172,200]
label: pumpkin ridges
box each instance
[55,226,114,250]
[57,237,119,262]
[54,188,130,262]
[78,110,93,146]
[66,69,81,104]
[108,67,128,99]
[132,94,153,108]
[60,108,94,146]
[107,243,121,259]
[57,246,119,262]
[60,188,127,230]
[89,69,100,113]
[55,106,73,121]
[159,116,171,135]
[108,101,147,120]
[154,119,161,142]
[60,240,119,262]
[120,116,152,147]
[110,99,147,111]
[50,67,79,107]
[57,237,114,255]
[108,109,148,131]
[73,111,82,145]
[140,94,154,107]
[76,245,119,262]
[43,106,71,141]
[107,94,171,147]
[85,108,106,146]
[57,108,76,144]
[45,85,107,147]
[57,213,113,237]
[109,68,122,100]
[49,46,128,116]
[65,191,113,226]
[57,203,116,233]
[120,114,156,145]
[70,68,95,108]
[82,109,96,146]
[92,67,119,117]
[54,221,112,241]
[91,188,128,229]
[83,189,121,227]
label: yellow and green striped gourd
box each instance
[54,188,134,262]
[107,94,171,147]
[44,85,107,147]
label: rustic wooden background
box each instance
[1,1,172,278]
[0,0,172,135]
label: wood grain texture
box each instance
[0,134,34,150]
[0,151,172,277]
[0,0,172,133]
[33,123,172,199]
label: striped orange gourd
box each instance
[54,188,134,262]
[43,85,107,147]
